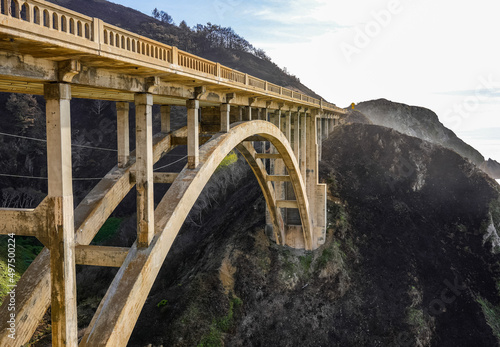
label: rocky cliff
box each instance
[350,99,500,179]
[30,123,499,347]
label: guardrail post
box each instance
[216,63,221,77]
[92,18,99,43]
[172,46,179,65]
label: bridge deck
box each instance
[0,0,345,114]
[0,1,345,346]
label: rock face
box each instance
[481,159,500,180]
[342,108,373,125]
[351,99,500,179]
[32,124,500,347]
[130,125,500,346]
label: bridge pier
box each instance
[161,105,171,133]
[243,105,252,121]
[45,83,78,347]
[135,93,155,247]
[221,103,230,132]
[293,111,300,162]
[187,99,200,169]
[300,111,307,181]
[116,101,130,168]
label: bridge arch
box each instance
[79,120,314,346]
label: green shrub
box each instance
[157,299,168,308]
[92,217,122,244]
[216,151,238,171]
[477,295,500,341]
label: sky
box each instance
[111,0,500,162]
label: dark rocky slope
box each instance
[351,99,500,179]
[53,123,500,347]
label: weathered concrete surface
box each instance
[80,120,314,347]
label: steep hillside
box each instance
[352,99,483,163]
[350,99,500,179]
[46,0,321,99]
[27,123,500,346]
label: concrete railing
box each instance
[0,0,346,114]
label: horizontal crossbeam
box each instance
[266,175,291,182]
[75,245,130,267]
[276,200,299,209]
[130,172,179,184]
[255,153,282,159]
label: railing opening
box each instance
[84,23,90,39]
[43,9,49,28]
[61,16,67,32]
[11,0,19,19]
[52,12,58,30]
[77,21,82,36]
[20,3,28,21]
[33,6,39,24]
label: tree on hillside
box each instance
[152,8,174,25]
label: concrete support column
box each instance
[284,110,291,141]
[329,118,334,133]
[220,103,230,133]
[135,93,154,247]
[161,105,171,133]
[187,99,200,169]
[44,83,78,347]
[257,108,263,120]
[293,112,300,161]
[306,112,319,208]
[317,117,322,161]
[242,106,252,121]
[300,113,307,181]
[275,109,285,213]
[116,102,130,168]
[324,118,329,139]
[238,106,243,121]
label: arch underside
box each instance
[0,120,314,347]
[80,119,313,346]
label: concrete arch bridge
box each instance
[0,1,346,345]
